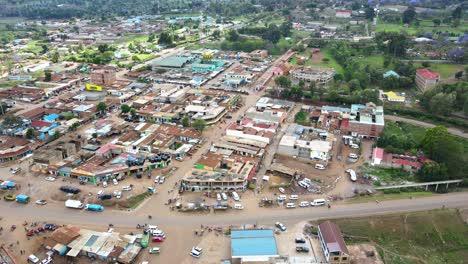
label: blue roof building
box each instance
[383,70,400,78]
[231,229,279,262]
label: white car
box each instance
[149,247,160,254]
[122,186,132,191]
[299,201,309,207]
[97,190,104,197]
[221,192,228,201]
[113,190,122,199]
[289,195,299,200]
[175,157,183,161]
[286,203,296,208]
[314,164,325,170]
[159,176,165,184]
[112,179,118,185]
[349,153,358,159]
[216,193,222,201]
[10,167,21,174]
[350,144,359,149]
[232,192,240,201]
[278,187,285,194]
[35,200,47,205]
[45,177,56,182]
[234,203,244,210]
[154,176,160,183]
[102,181,108,188]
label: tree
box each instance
[41,44,49,54]
[132,55,141,63]
[447,48,466,63]
[432,19,441,27]
[192,119,206,132]
[227,30,240,42]
[428,93,455,116]
[402,7,417,24]
[182,116,190,127]
[418,162,448,182]
[96,102,107,114]
[212,30,221,39]
[120,104,131,113]
[279,22,292,37]
[2,115,23,127]
[44,70,52,82]
[130,108,137,118]
[455,71,463,80]
[51,51,60,63]
[69,122,80,131]
[98,44,110,53]
[365,7,375,20]
[274,76,291,88]
[25,128,35,139]
[148,33,156,42]
[158,32,174,46]
[265,24,281,44]
[421,126,465,178]
[452,6,462,19]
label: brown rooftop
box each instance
[318,221,349,254]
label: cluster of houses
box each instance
[180,97,293,193]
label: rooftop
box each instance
[417,68,440,80]
[318,221,349,254]
[231,229,279,259]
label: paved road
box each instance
[385,115,468,139]
[1,193,466,227]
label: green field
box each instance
[348,191,435,203]
[413,63,465,79]
[326,209,468,264]
[375,19,468,35]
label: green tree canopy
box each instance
[192,119,206,132]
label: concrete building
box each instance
[231,229,279,264]
[346,103,384,138]
[318,221,350,264]
[336,11,352,18]
[277,135,332,161]
[415,68,440,91]
[290,66,335,85]
[91,67,116,85]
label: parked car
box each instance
[286,203,296,209]
[45,177,56,182]
[349,153,358,159]
[122,185,132,191]
[350,144,359,149]
[275,222,287,231]
[4,194,16,201]
[113,190,122,199]
[295,238,306,243]
[234,203,244,210]
[97,190,104,197]
[148,247,160,254]
[289,195,299,200]
[102,181,108,188]
[299,201,309,207]
[159,176,165,184]
[296,246,309,253]
[314,164,326,170]
[152,236,164,243]
[10,167,21,174]
[278,187,285,194]
[190,247,202,258]
[310,198,326,206]
[151,230,165,238]
[112,179,118,185]
[154,176,160,183]
[35,200,47,205]
[221,192,228,201]
[100,194,112,200]
[231,192,240,201]
[216,193,222,201]
[59,186,80,194]
[175,157,183,161]
[28,254,40,263]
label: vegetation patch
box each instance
[323,209,468,264]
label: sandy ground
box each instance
[348,243,384,264]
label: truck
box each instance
[65,200,84,209]
[85,204,104,211]
[15,194,30,204]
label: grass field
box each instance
[412,62,465,79]
[327,209,468,264]
[362,166,416,184]
[375,19,468,35]
[312,49,344,74]
[348,191,435,203]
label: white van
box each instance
[346,169,357,182]
[314,164,325,170]
[28,255,39,264]
[234,203,244,210]
[232,192,240,201]
[349,153,358,159]
[299,201,309,207]
[277,195,286,201]
[286,203,296,208]
[298,181,310,189]
[311,198,326,206]
[147,225,158,230]
[289,195,299,200]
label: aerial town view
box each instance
[0,0,467,263]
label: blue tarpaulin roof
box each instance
[231,229,278,257]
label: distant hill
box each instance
[0,0,205,19]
